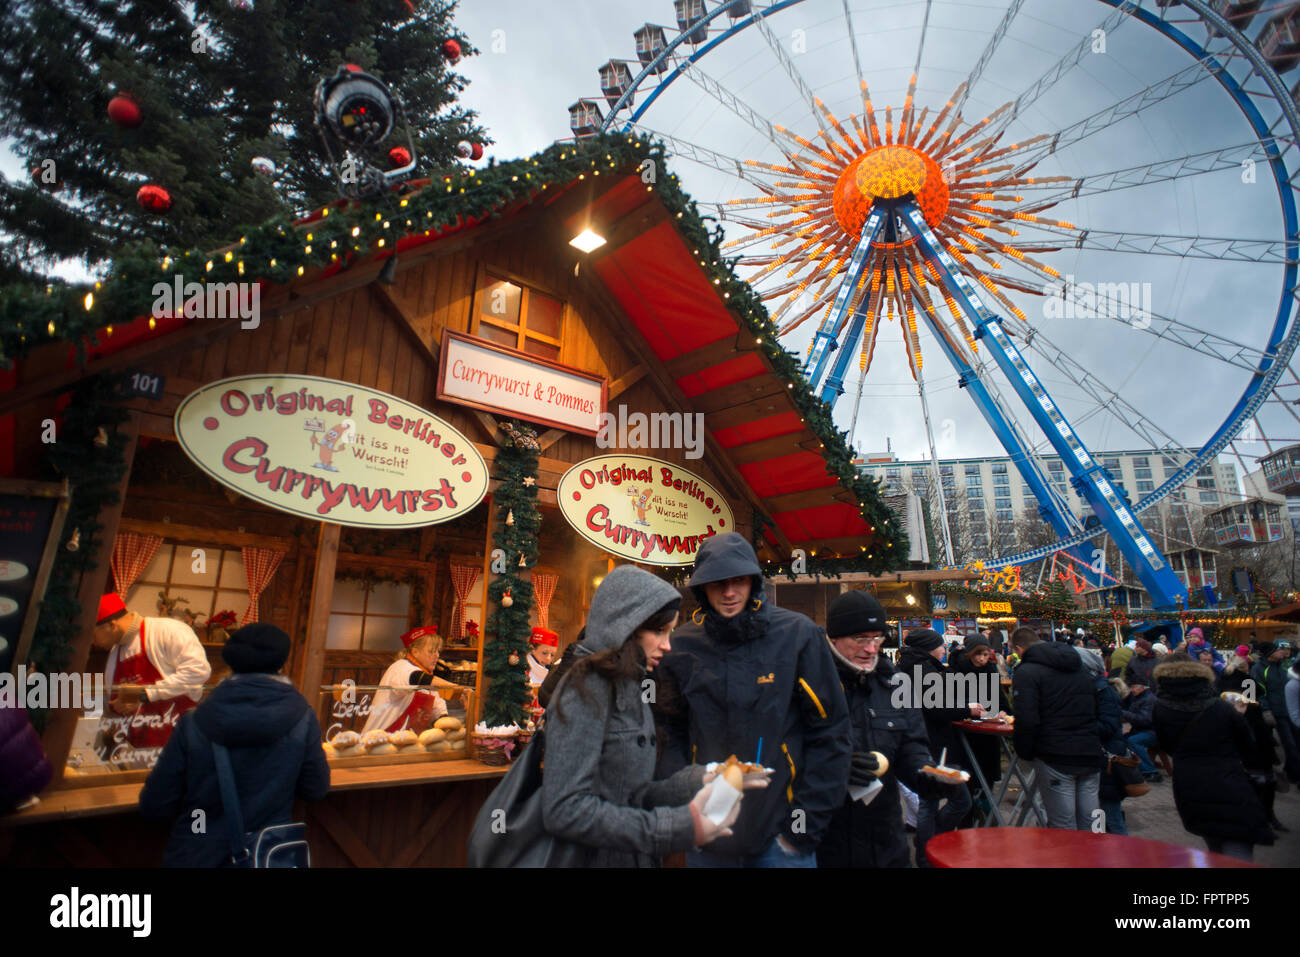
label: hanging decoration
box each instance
[506,508,514,526]
[388,145,411,168]
[136,184,172,212]
[107,94,142,129]
[456,140,473,158]
[483,419,541,727]
[229,0,254,9]
[251,156,276,177]
[65,529,81,553]
[441,38,462,63]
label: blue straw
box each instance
[755,738,763,766]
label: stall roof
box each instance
[2,137,901,567]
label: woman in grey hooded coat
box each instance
[541,564,746,866]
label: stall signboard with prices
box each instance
[0,480,70,673]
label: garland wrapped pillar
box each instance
[482,420,541,727]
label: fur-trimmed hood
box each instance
[1153,657,1217,711]
[1153,658,1216,683]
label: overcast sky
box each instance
[10,0,1300,487]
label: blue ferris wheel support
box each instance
[806,207,886,398]
[894,201,1187,610]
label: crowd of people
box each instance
[506,534,1300,867]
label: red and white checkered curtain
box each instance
[533,571,559,629]
[110,532,164,601]
[450,563,480,638]
[241,546,286,625]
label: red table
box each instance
[926,828,1259,868]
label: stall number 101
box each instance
[126,372,165,399]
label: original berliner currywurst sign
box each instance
[175,375,488,527]
[557,454,734,566]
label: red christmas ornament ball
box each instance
[441,39,461,63]
[388,146,411,167]
[136,184,172,212]
[108,94,142,129]
[470,142,484,161]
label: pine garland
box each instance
[30,376,130,689]
[481,420,542,727]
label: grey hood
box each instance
[585,564,682,654]
[1075,645,1106,678]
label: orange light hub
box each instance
[832,145,950,241]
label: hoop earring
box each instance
[692,608,705,625]
[750,598,763,611]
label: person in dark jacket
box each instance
[0,704,53,813]
[138,624,330,866]
[1009,627,1100,830]
[949,635,1009,822]
[541,565,745,867]
[1124,638,1158,689]
[898,629,985,864]
[653,533,851,867]
[1121,680,1161,782]
[1079,648,1131,834]
[1219,652,1252,695]
[538,628,587,709]
[1153,657,1275,862]
[1251,642,1300,783]
[816,591,942,868]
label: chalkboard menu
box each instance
[0,480,70,673]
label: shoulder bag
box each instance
[211,710,315,868]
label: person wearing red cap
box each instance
[528,626,559,686]
[91,593,211,753]
[361,626,458,734]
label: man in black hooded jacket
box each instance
[652,533,850,867]
[1009,626,1100,830]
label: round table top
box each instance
[953,718,1014,736]
[926,828,1258,868]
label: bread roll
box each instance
[390,729,419,751]
[330,731,364,757]
[361,730,396,755]
[434,716,462,732]
[721,764,745,791]
[446,728,466,742]
[429,740,452,752]
[419,728,446,748]
[322,743,336,758]
[870,751,890,776]
[450,739,465,750]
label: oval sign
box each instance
[0,560,29,582]
[557,455,734,566]
[175,374,489,528]
[0,596,17,617]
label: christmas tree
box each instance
[0,0,486,282]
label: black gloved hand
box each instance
[914,772,964,800]
[848,751,882,787]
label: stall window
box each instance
[326,579,412,651]
[473,270,565,360]
[125,543,249,627]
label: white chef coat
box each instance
[104,617,210,702]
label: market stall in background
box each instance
[0,137,904,866]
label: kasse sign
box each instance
[175,374,489,528]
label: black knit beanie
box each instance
[826,590,888,639]
[222,623,291,674]
[905,628,944,652]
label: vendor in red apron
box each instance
[362,626,458,735]
[527,627,558,686]
[91,593,211,750]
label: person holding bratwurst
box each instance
[653,533,851,867]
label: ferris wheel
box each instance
[567,0,1300,610]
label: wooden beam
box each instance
[392,787,461,867]
[705,394,799,434]
[470,411,505,445]
[370,282,440,372]
[536,428,567,452]
[664,335,756,380]
[118,517,295,553]
[608,364,647,400]
[42,412,140,786]
[788,536,887,558]
[692,375,789,416]
[725,431,822,466]
[312,800,383,868]
[763,485,857,514]
[299,522,341,714]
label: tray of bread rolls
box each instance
[322,716,467,765]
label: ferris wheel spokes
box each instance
[806,207,886,395]
[901,200,1188,608]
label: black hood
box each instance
[898,643,945,675]
[1021,641,1084,673]
[192,674,310,747]
[688,532,764,606]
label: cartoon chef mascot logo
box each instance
[308,418,354,472]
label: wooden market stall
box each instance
[0,138,903,866]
